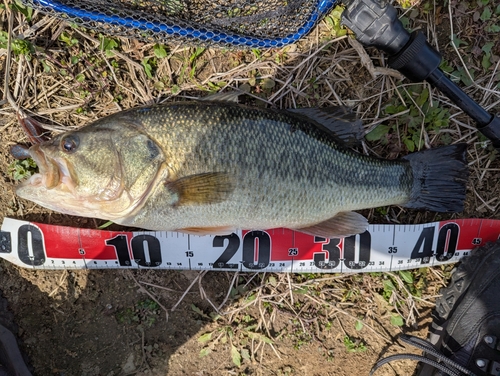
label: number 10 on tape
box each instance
[0,218,499,272]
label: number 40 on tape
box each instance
[0,218,498,273]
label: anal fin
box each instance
[295,212,368,238]
[177,226,236,236]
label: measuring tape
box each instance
[0,217,499,272]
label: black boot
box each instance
[371,240,500,376]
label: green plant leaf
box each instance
[384,104,406,115]
[481,42,495,70]
[198,332,212,344]
[383,278,395,293]
[154,81,165,91]
[355,320,363,331]
[41,60,51,72]
[210,312,222,321]
[486,24,500,32]
[231,345,241,367]
[365,124,390,142]
[153,44,168,58]
[244,294,257,303]
[403,138,415,152]
[142,58,153,79]
[245,324,258,332]
[268,276,277,287]
[59,32,78,47]
[171,85,180,95]
[199,347,211,358]
[482,53,492,70]
[390,314,404,327]
[189,47,205,63]
[251,48,262,59]
[439,59,454,73]
[0,31,34,56]
[261,78,276,90]
[399,270,413,284]
[8,158,38,180]
[453,67,475,86]
[11,0,33,21]
[247,332,273,344]
[480,6,492,21]
[400,16,410,29]
[343,335,367,352]
[97,221,114,229]
[451,34,467,48]
[416,88,429,107]
[99,36,119,57]
[293,287,308,294]
[482,42,495,55]
[240,348,250,361]
[191,304,209,319]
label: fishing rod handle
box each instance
[341,0,500,149]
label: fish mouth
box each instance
[22,145,76,192]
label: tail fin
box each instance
[402,144,468,212]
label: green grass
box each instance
[8,158,37,181]
[116,299,160,328]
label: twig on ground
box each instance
[127,271,169,322]
[170,271,203,312]
[348,38,404,80]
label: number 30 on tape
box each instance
[0,218,499,273]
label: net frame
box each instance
[21,0,338,47]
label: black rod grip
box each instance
[426,69,492,127]
[478,115,500,150]
[342,0,500,147]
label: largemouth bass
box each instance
[16,102,468,238]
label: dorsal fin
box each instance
[286,107,364,147]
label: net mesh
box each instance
[21,0,337,47]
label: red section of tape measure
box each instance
[241,229,327,262]
[36,223,132,260]
[439,219,496,249]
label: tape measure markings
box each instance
[1,217,500,272]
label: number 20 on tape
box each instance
[0,218,499,272]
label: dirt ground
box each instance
[0,0,499,375]
[0,267,433,376]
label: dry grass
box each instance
[1,0,500,374]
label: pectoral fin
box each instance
[166,172,235,206]
[295,212,368,238]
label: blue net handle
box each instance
[33,0,338,47]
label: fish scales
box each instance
[15,101,467,237]
[115,102,411,230]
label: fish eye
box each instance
[61,134,80,153]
